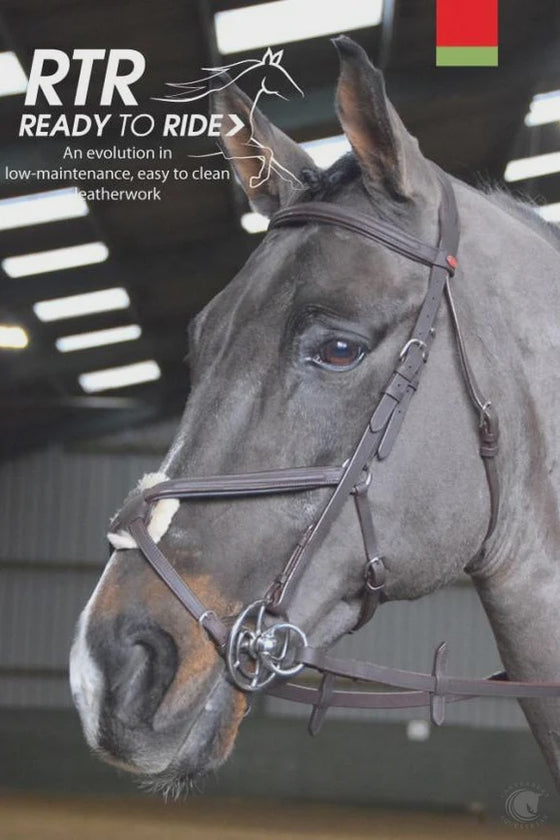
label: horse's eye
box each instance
[313,338,366,371]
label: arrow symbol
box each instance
[226,114,245,136]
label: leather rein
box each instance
[109,171,560,732]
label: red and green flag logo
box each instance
[436,0,498,67]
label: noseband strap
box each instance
[108,169,560,729]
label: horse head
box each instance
[257,47,304,100]
[70,37,505,793]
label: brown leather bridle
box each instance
[109,170,560,733]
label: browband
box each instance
[269,201,458,273]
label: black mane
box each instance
[486,187,560,251]
[300,153,560,250]
[299,153,362,201]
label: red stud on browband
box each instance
[447,255,458,270]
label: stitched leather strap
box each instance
[298,647,560,699]
[270,202,456,272]
[129,519,229,648]
[351,482,384,631]
[267,661,560,722]
[444,281,500,571]
[143,467,344,503]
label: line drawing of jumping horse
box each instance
[154,48,305,192]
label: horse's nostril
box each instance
[96,618,178,729]
[112,642,151,721]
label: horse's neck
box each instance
[474,546,560,786]
[459,183,560,786]
[473,384,560,787]
[456,183,560,541]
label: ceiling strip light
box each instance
[33,288,130,322]
[56,324,141,353]
[0,324,29,349]
[0,52,27,97]
[525,90,560,127]
[302,134,352,169]
[504,151,560,183]
[241,212,268,234]
[79,360,161,393]
[0,188,89,231]
[538,202,560,223]
[3,242,109,278]
[215,0,383,54]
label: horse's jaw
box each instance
[90,673,246,795]
[133,677,247,797]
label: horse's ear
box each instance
[333,36,428,200]
[210,81,317,217]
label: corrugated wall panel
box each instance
[0,675,72,708]
[0,447,160,564]
[0,569,99,668]
[0,444,160,708]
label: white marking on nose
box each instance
[69,555,118,748]
[107,472,180,550]
[73,473,181,744]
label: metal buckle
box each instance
[352,468,372,496]
[479,400,492,428]
[226,600,307,692]
[365,556,386,592]
[198,609,218,630]
[399,338,428,363]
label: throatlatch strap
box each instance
[444,280,500,572]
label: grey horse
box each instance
[70,37,560,794]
